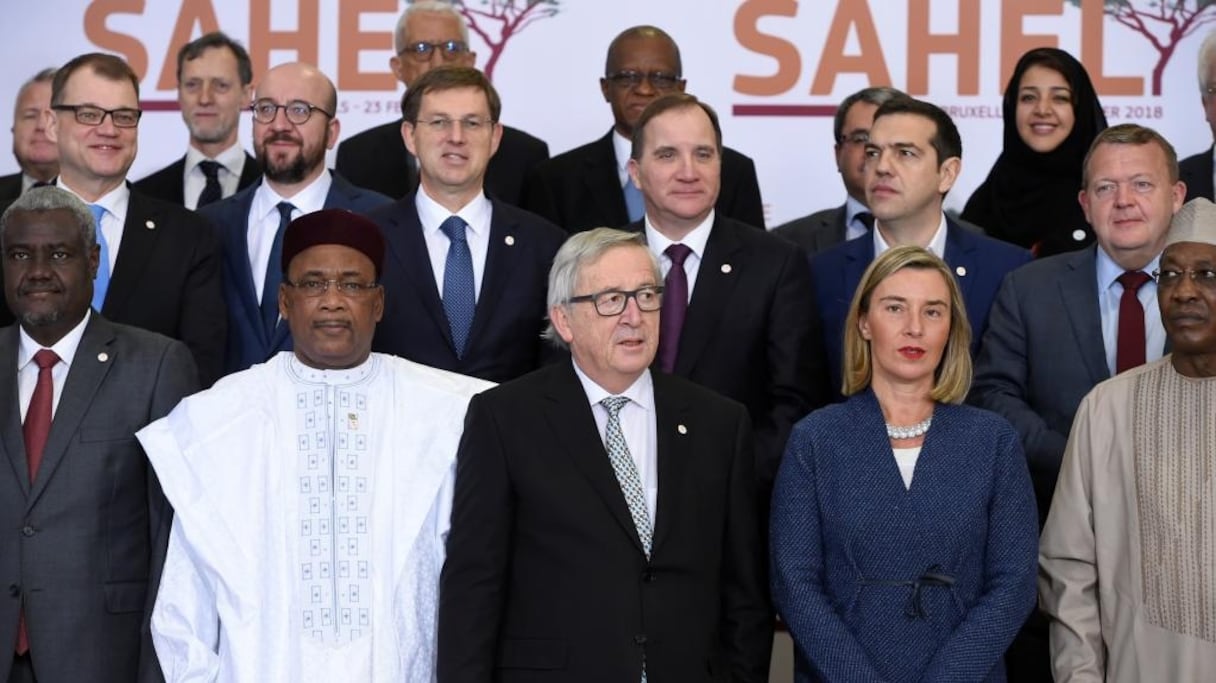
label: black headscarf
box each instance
[961,48,1107,257]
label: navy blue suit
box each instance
[811,218,1032,396]
[368,194,565,383]
[199,172,392,375]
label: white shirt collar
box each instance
[251,170,333,222]
[57,179,129,219]
[873,212,948,259]
[286,352,379,386]
[17,310,91,373]
[415,187,491,239]
[644,210,715,260]
[612,130,633,186]
[1095,245,1162,289]
[185,142,247,176]
[571,358,654,412]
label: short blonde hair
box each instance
[841,245,972,403]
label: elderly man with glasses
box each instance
[0,52,226,386]
[198,61,391,376]
[335,0,548,205]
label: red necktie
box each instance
[658,244,692,373]
[16,348,59,655]
[1115,271,1152,374]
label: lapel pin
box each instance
[677,424,687,434]
[1072,229,1086,242]
[145,220,156,230]
[504,235,515,246]
[955,266,967,277]
[97,352,109,362]
[720,264,732,274]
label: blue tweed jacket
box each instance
[770,390,1037,682]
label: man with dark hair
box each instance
[135,32,261,209]
[0,186,197,683]
[369,65,564,382]
[199,62,390,375]
[773,86,906,255]
[335,1,547,204]
[0,69,58,200]
[0,52,227,387]
[812,96,1031,397]
[523,25,766,232]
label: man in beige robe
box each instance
[1040,197,1216,681]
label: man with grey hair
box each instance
[1040,197,1216,681]
[336,0,548,204]
[773,86,905,254]
[1180,30,1216,202]
[0,186,197,683]
[0,69,58,200]
[438,227,772,682]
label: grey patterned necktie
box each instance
[600,396,652,559]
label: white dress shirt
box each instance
[58,180,128,272]
[1095,248,1165,375]
[612,130,633,189]
[873,212,948,259]
[17,311,90,421]
[183,142,248,210]
[644,211,715,304]
[247,171,334,300]
[572,361,659,521]
[416,188,492,302]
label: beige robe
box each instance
[1040,357,1216,682]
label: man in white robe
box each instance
[1041,197,1216,682]
[138,209,492,682]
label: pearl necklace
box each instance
[886,415,933,440]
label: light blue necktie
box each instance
[88,204,111,311]
[439,215,475,358]
[623,177,645,223]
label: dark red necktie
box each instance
[658,244,692,374]
[1115,271,1152,374]
[16,348,59,655]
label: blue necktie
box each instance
[623,177,645,222]
[262,202,295,336]
[88,204,111,311]
[440,215,476,358]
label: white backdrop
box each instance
[0,0,1210,226]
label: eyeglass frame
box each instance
[566,285,664,316]
[603,70,684,91]
[399,40,471,62]
[51,104,142,128]
[250,99,335,125]
[411,115,497,135]
[283,278,381,298]
[837,131,870,146]
[1152,267,1216,288]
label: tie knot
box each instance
[857,211,875,231]
[1118,270,1152,292]
[600,395,630,417]
[276,201,296,222]
[88,203,106,226]
[440,216,467,243]
[198,160,221,180]
[665,243,692,266]
[32,349,59,370]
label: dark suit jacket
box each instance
[625,215,825,488]
[0,187,227,387]
[335,119,549,206]
[369,194,564,383]
[772,204,849,255]
[811,219,1032,397]
[438,362,772,683]
[199,172,392,375]
[0,315,198,683]
[132,152,262,207]
[1180,145,1214,202]
[523,130,767,232]
[0,173,22,201]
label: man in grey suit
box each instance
[773,87,904,254]
[0,186,198,682]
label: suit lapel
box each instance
[675,217,744,375]
[466,201,514,351]
[222,187,270,348]
[27,316,116,508]
[103,190,160,316]
[943,219,978,303]
[649,374,690,556]
[1059,248,1109,385]
[544,364,650,557]
[0,327,28,496]
[587,132,629,228]
[237,152,261,191]
[380,198,454,349]
[820,204,848,251]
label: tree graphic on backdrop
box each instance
[409,0,562,80]
[1066,0,1216,94]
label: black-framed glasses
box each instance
[1152,267,1216,289]
[604,70,682,91]
[250,99,334,125]
[51,104,142,128]
[400,40,470,62]
[284,278,380,298]
[567,285,664,316]
[838,131,869,146]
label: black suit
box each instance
[1180,145,1214,202]
[0,173,23,201]
[0,315,198,683]
[132,152,262,207]
[772,204,850,255]
[368,194,565,382]
[523,130,766,232]
[335,119,549,205]
[0,187,227,387]
[438,362,772,683]
[625,216,825,488]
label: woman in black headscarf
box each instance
[962,48,1107,258]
